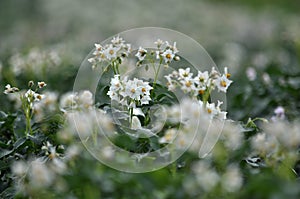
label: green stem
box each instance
[202,85,212,106]
[153,59,163,88]
[111,62,117,75]
[129,107,133,127]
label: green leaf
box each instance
[0,149,14,159]
[13,137,27,150]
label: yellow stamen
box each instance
[198,90,205,95]
[48,153,55,160]
[179,139,185,146]
[226,73,231,78]
[185,81,192,87]
[109,49,114,55]
[207,109,212,114]
[220,80,227,87]
[142,87,146,93]
[131,89,135,93]
[166,54,172,59]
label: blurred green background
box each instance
[0,0,300,120]
[0,1,300,198]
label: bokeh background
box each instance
[1,0,299,121]
[1,1,300,198]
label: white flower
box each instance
[107,89,119,101]
[224,67,231,79]
[135,47,147,61]
[60,92,78,110]
[271,106,285,121]
[246,67,257,81]
[121,78,142,100]
[215,75,233,93]
[262,73,271,85]
[178,68,193,80]
[167,41,179,54]
[25,89,38,102]
[104,45,120,60]
[111,35,125,46]
[180,78,195,93]
[38,81,47,88]
[140,95,152,105]
[159,128,177,144]
[192,161,220,191]
[155,50,161,60]
[137,81,152,96]
[29,160,54,188]
[12,161,28,177]
[221,165,243,192]
[162,49,175,63]
[205,102,218,116]
[4,84,19,94]
[194,71,209,86]
[221,121,243,150]
[165,74,176,91]
[78,90,94,108]
[154,39,164,48]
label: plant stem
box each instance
[153,59,162,88]
[129,107,133,127]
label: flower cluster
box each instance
[4,81,47,135]
[107,75,153,107]
[4,81,46,108]
[9,47,61,76]
[60,90,94,111]
[88,35,131,69]
[136,39,179,63]
[165,67,232,95]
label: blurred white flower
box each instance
[159,128,177,144]
[246,67,257,81]
[4,84,19,94]
[221,165,243,192]
[38,81,47,88]
[192,161,220,191]
[78,90,94,108]
[29,160,54,188]
[264,121,300,150]
[271,106,285,122]
[221,121,243,150]
[262,73,271,85]
[12,161,28,177]
[154,39,164,48]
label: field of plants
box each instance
[0,0,300,198]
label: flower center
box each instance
[207,108,212,114]
[131,88,136,93]
[36,95,42,100]
[226,73,231,78]
[109,49,114,55]
[166,53,172,59]
[198,90,205,95]
[220,80,227,87]
[185,81,192,87]
[142,87,146,93]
